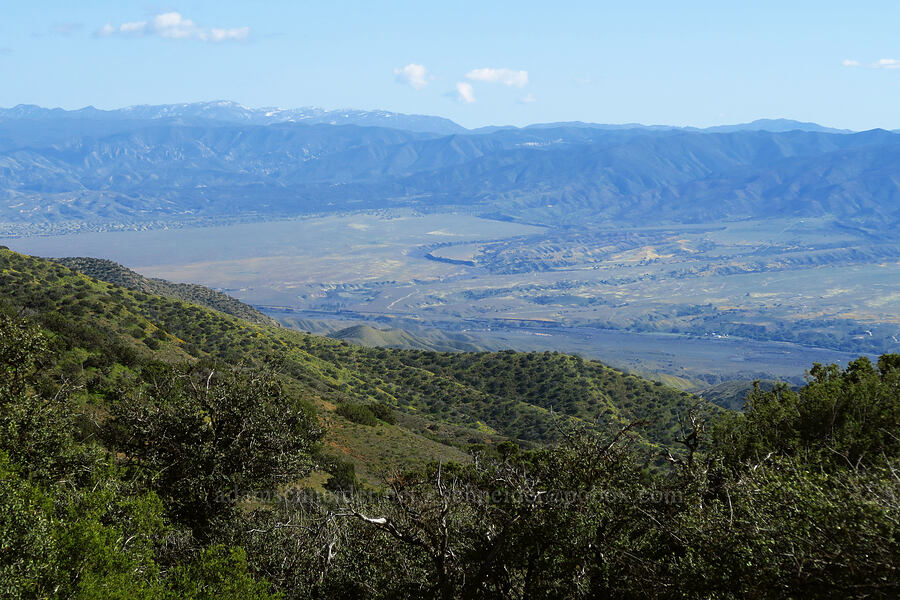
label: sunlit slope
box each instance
[328,323,490,352]
[54,256,278,326]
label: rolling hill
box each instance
[0,248,718,482]
[328,323,490,352]
[52,256,277,326]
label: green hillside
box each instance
[329,323,487,352]
[0,249,714,469]
[1,247,897,598]
[275,315,496,352]
[331,323,453,350]
[698,379,790,411]
[53,256,278,326]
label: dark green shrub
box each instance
[369,402,396,425]
[336,402,378,426]
[322,455,358,493]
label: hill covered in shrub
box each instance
[1,247,897,598]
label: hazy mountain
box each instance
[523,121,681,131]
[519,118,851,134]
[0,101,467,135]
[376,129,900,224]
[702,118,853,134]
[0,102,850,136]
[1,104,898,230]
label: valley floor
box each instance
[4,209,895,384]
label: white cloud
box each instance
[875,58,900,69]
[455,82,476,104]
[394,63,430,90]
[96,12,249,42]
[842,59,861,67]
[519,93,536,104]
[466,67,529,87]
[208,27,250,42]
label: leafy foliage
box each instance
[712,356,900,468]
[335,402,380,426]
[103,362,321,529]
[1,248,897,598]
[0,315,286,598]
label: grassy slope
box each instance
[276,315,495,353]
[698,379,790,411]
[328,323,492,353]
[331,324,456,351]
[53,256,278,327]
[1,249,719,482]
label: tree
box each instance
[104,362,323,530]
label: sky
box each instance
[0,1,897,130]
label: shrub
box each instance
[369,403,397,425]
[335,402,379,426]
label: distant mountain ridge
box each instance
[702,118,853,134]
[0,101,467,135]
[521,118,852,135]
[0,101,854,135]
[0,102,897,232]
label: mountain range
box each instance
[0,101,856,135]
[1,102,899,231]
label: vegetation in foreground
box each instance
[0,249,898,598]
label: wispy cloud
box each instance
[843,58,900,70]
[874,58,900,69]
[96,12,250,42]
[455,82,476,104]
[519,93,536,104]
[466,67,529,87]
[394,63,430,90]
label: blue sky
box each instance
[0,1,897,129]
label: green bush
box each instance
[322,455,358,493]
[335,402,378,426]
[369,402,397,425]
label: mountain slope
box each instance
[2,110,898,230]
[698,379,786,411]
[52,256,277,326]
[0,248,718,470]
[329,323,490,352]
